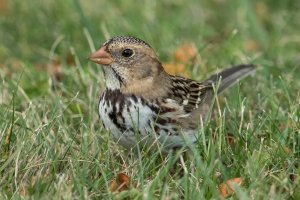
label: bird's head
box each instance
[89,36,170,98]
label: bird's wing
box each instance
[170,75,213,113]
[169,64,256,112]
[153,76,212,131]
[157,64,255,130]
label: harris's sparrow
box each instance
[89,36,255,153]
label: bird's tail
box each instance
[205,64,256,94]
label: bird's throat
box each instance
[103,67,122,90]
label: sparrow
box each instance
[89,36,255,153]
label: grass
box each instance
[0,0,300,199]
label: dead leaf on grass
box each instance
[110,173,130,193]
[219,177,243,198]
[244,39,260,52]
[174,43,198,63]
[163,62,189,77]
[163,42,199,77]
[225,134,236,146]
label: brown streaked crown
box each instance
[103,36,151,48]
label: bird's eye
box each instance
[121,49,134,58]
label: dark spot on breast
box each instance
[131,94,138,103]
[108,111,127,132]
[117,112,125,123]
[103,89,126,105]
[128,127,135,133]
[162,128,170,133]
[126,99,132,107]
[154,125,160,135]
[140,97,146,105]
[100,89,129,133]
[102,122,106,129]
[172,127,179,134]
[147,104,160,114]
[156,117,167,125]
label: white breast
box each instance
[98,93,156,149]
[98,90,199,152]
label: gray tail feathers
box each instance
[205,64,256,94]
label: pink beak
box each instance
[88,46,113,65]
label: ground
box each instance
[0,0,299,199]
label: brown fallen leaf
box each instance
[110,173,130,193]
[278,121,294,132]
[283,146,292,155]
[219,177,243,198]
[225,134,236,146]
[255,2,269,21]
[19,170,51,197]
[163,62,189,77]
[289,173,299,183]
[46,59,62,83]
[163,42,199,77]
[174,43,198,63]
[244,39,260,52]
[19,186,27,197]
[212,132,236,147]
[0,0,8,13]
[66,53,76,66]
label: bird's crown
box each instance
[103,35,151,48]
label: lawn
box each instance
[0,0,299,199]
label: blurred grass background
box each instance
[0,0,300,199]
